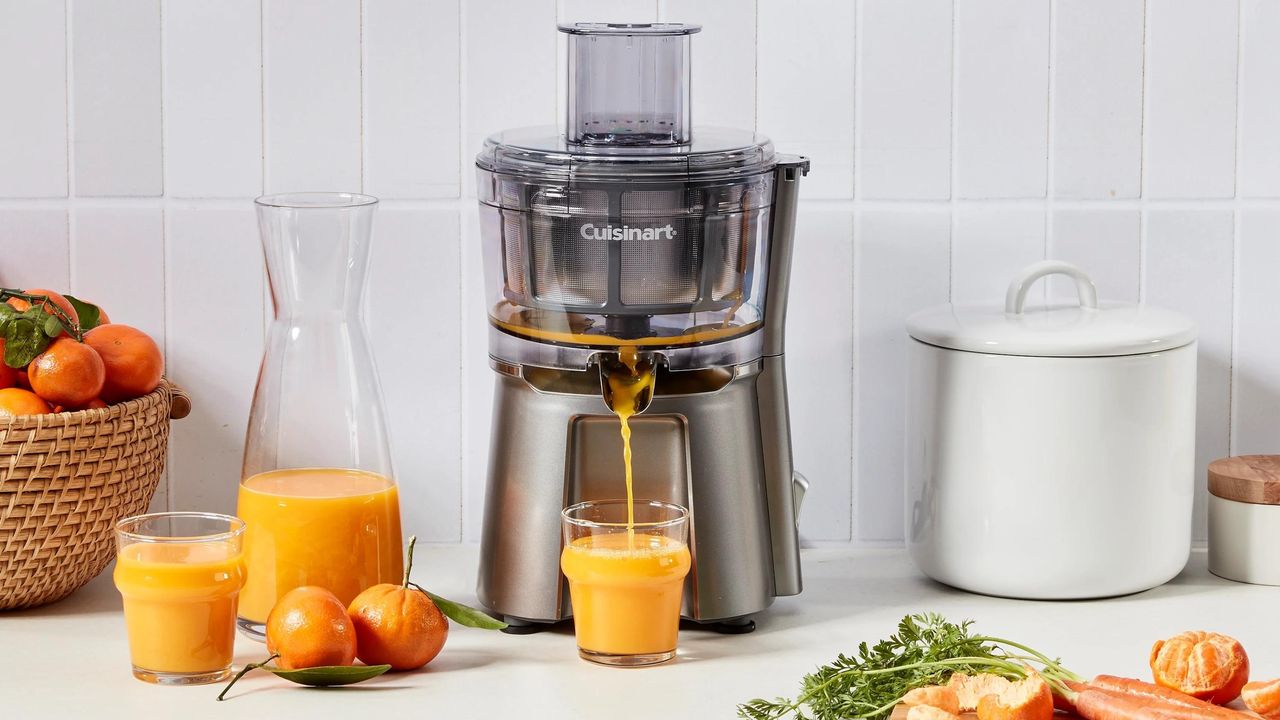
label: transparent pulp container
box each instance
[477,23,784,371]
[237,193,404,640]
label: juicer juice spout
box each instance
[596,348,658,416]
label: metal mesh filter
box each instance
[527,189,608,305]
[621,188,701,217]
[501,210,527,295]
[620,217,701,305]
[712,212,765,300]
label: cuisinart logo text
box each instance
[580,223,677,241]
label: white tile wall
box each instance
[1,0,1276,546]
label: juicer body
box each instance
[476,158,807,626]
[477,355,802,625]
[473,21,808,628]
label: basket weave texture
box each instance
[0,380,189,610]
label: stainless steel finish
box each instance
[756,353,802,596]
[763,155,810,357]
[477,362,776,623]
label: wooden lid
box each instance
[1209,455,1280,505]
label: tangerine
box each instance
[1150,631,1250,704]
[7,288,79,332]
[975,673,1053,720]
[27,337,105,408]
[84,324,163,402]
[266,586,357,670]
[1243,679,1280,719]
[347,536,448,671]
[0,388,52,418]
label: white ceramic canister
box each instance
[904,261,1198,599]
[1208,455,1280,585]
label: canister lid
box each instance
[906,261,1198,357]
[1209,455,1280,505]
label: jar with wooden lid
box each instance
[1209,455,1280,585]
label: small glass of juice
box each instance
[560,499,691,667]
[113,512,247,685]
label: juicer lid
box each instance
[476,125,778,181]
[906,261,1198,357]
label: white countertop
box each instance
[4,547,1276,719]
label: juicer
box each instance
[474,22,808,632]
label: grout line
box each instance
[259,0,267,195]
[1044,0,1056,200]
[1228,208,1241,456]
[64,0,75,198]
[157,0,166,197]
[358,0,365,194]
[1232,0,1244,199]
[948,0,959,202]
[1139,0,1152,198]
[8,196,1280,211]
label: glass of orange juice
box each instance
[113,512,246,685]
[560,499,691,667]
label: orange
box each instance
[27,337,105,408]
[0,339,16,390]
[7,288,79,333]
[907,707,962,720]
[1150,631,1250,704]
[84,324,163,402]
[1243,679,1280,719]
[0,388,52,418]
[265,586,357,670]
[347,585,448,671]
[903,686,961,714]
[975,672,1054,720]
[347,537,448,671]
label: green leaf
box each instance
[42,314,62,338]
[266,664,391,687]
[3,318,51,368]
[410,584,508,630]
[63,295,101,331]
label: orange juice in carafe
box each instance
[236,467,403,625]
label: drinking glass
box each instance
[113,512,246,685]
[237,192,403,640]
[560,499,691,666]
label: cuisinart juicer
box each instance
[474,22,809,631]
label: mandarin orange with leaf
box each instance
[6,288,79,331]
[347,537,448,671]
[27,337,105,407]
[84,324,163,402]
[266,586,358,670]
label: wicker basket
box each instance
[0,380,190,609]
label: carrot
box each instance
[1073,688,1157,720]
[1072,686,1254,720]
[1090,676,1246,718]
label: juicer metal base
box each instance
[476,354,802,626]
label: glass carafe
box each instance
[236,192,403,640]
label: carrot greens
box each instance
[737,613,1080,720]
